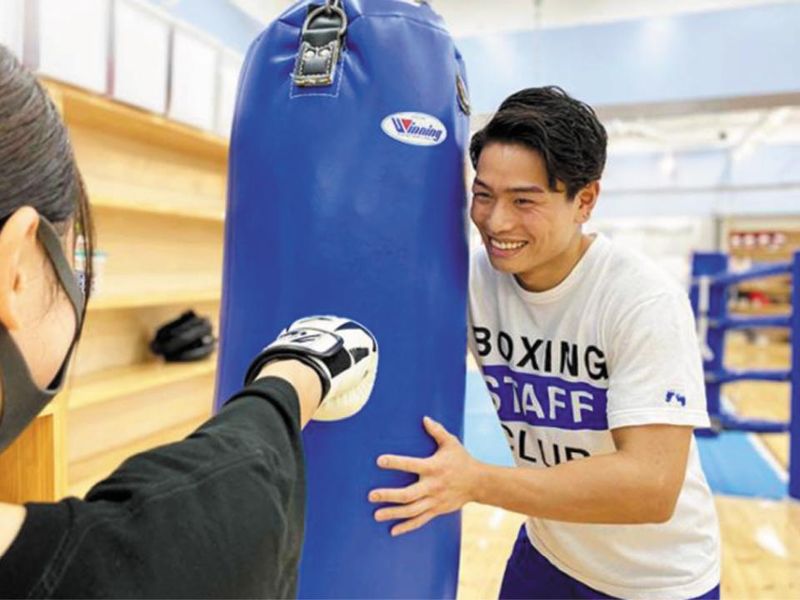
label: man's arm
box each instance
[472,423,692,523]
[370,417,693,536]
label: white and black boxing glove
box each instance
[245,316,378,421]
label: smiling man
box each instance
[370,87,721,600]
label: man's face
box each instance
[470,142,589,287]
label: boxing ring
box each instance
[690,251,800,500]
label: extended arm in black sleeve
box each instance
[0,377,305,600]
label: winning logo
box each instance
[381,112,447,147]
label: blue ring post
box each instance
[692,250,799,498]
[690,253,729,434]
[790,251,800,500]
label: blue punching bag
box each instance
[215,1,470,597]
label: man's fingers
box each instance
[377,454,429,474]
[391,511,436,537]
[423,416,452,446]
[374,498,433,522]
[369,482,426,504]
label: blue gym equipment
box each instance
[690,251,800,500]
[215,1,470,596]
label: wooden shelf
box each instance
[0,415,61,503]
[729,249,795,262]
[39,400,58,418]
[92,196,226,222]
[729,304,792,316]
[67,359,217,411]
[0,77,230,505]
[42,79,228,163]
[737,279,791,296]
[88,289,222,311]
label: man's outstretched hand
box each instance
[369,417,482,537]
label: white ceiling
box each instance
[231,0,798,37]
[605,106,800,155]
[434,0,796,38]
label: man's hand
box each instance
[369,417,481,536]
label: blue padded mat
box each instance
[695,430,787,499]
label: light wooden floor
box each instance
[457,334,800,600]
[457,498,800,600]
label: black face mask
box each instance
[0,217,84,453]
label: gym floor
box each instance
[458,333,800,599]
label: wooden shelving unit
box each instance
[68,416,208,499]
[92,196,226,222]
[0,80,227,504]
[88,289,222,311]
[67,360,218,411]
[736,277,791,298]
[723,220,798,345]
[729,305,793,316]
[56,82,228,162]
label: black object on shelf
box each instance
[149,310,216,362]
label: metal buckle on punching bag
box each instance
[456,73,471,115]
[293,0,348,87]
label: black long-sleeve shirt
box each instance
[0,377,305,599]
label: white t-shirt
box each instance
[468,233,721,600]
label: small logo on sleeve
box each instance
[665,390,687,407]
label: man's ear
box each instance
[574,181,600,224]
[0,207,40,331]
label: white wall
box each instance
[0,0,25,58]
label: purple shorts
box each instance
[499,526,720,600]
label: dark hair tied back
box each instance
[0,44,94,306]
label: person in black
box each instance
[0,45,378,598]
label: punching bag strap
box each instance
[293,1,348,87]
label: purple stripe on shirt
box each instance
[482,365,609,431]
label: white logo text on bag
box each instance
[381,112,447,146]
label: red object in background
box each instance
[747,290,771,307]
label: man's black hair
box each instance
[470,86,608,199]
